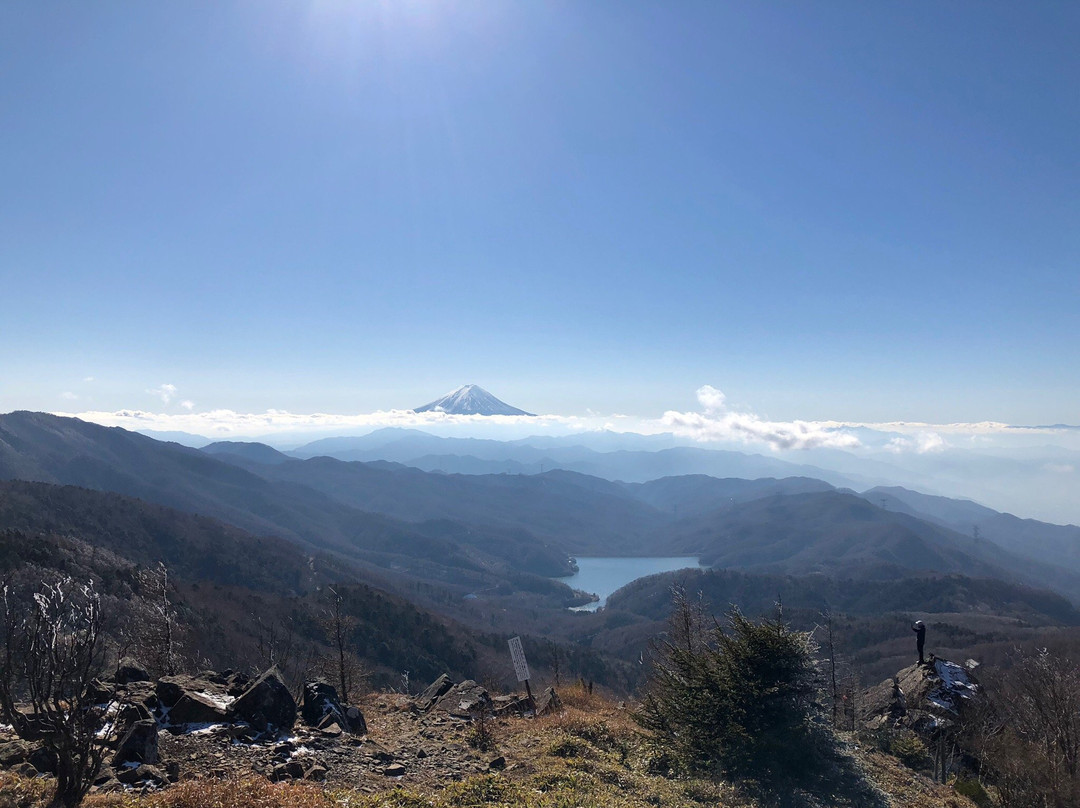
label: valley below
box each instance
[1,411,1078,805]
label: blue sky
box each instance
[2,1,1078,425]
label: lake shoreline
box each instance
[560,556,703,612]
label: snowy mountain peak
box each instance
[413,385,535,416]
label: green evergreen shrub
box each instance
[888,732,929,769]
[953,776,993,807]
[633,588,825,782]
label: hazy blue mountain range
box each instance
[202,440,292,465]
[5,411,1080,693]
[5,411,1080,603]
[866,445,1080,527]
[860,485,1080,574]
[659,489,1080,599]
[287,428,860,487]
[0,411,573,584]
[205,433,1080,599]
[413,384,535,416]
[134,420,1080,525]
[204,454,671,552]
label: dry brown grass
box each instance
[0,689,981,808]
[0,770,53,808]
[137,777,339,808]
[858,750,978,808]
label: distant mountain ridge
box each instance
[659,489,1080,597]
[861,485,1080,576]
[0,411,574,583]
[287,427,859,488]
[414,384,535,416]
[5,410,1080,696]
[4,411,1080,604]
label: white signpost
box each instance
[508,636,536,710]
[508,636,530,681]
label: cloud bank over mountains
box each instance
[661,385,862,451]
[54,384,1077,455]
[41,384,1080,524]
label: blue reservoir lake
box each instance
[561,556,703,611]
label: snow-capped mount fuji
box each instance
[413,385,535,416]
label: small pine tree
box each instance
[634,587,824,782]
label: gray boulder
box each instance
[0,739,33,766]
[116,681,159,715]
[535,686,561,716]
[111,701,153,737]
[415,673,454,712]
[156,673,229,708]
[231,668,296,732]
[85,678,116,705]
[168,692,228,726]
[433,680,492,719]
[111,658,151,685]
[27,745,57,775]
[112,719,158,766]
[301,679,366,735]
[0,740,56,774]
[344,706,367,736]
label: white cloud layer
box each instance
[54,385,1078,454]
[660,386,862,451]
[61,407,608,438]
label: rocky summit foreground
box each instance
[0,665,981,808]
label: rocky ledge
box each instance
[0,661,559,795]
[861,655,981,736]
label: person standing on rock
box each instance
[912,620,926,665]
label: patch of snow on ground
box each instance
[187,723,228,735]
[95,701,123,738]
[927,659,979,712]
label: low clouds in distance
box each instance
[53,384,1079,456]
[661,386,861,451]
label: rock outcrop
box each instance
[415,674,454,712]
[4,666,293,790]
[414,674,559,720]
[535,686,561,716]
[862,656,980,734]
[301,679,367,735]
[2,667,563,792]
[0,739,56,776]
[110,658,152,686]
[230,668,296,733]
[112,719,159,767]
[432,680,493,719]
